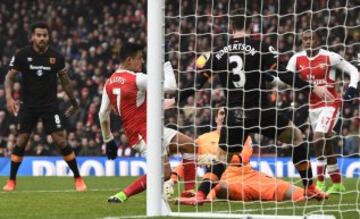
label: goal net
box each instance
[155,0,360,218]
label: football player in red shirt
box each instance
[99,43,197,203]
[286,30,359,193]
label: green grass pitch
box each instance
[0,177,359,219]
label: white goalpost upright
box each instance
[147,0,167,217]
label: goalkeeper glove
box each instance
[105,139,118,160]
[343,86,357,102]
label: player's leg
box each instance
[44,111,86,191]
[310,106,344,193]
[51,130,86,191]
[325,137,345,193]
[3,109,35,191]
[309,107,328,191]
[277,121,328,200]
[312,131,327,191]
[179,109,245,205]
[167,130,196,196]
[164,164,184,199]
[108,155,172,203]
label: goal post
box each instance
[147,0,167,216]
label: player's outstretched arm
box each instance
[58,68,79,117]
[98,86,117,160]
[5,69,19,116]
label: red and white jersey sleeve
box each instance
[286,49,344,109]
[105,70,147,146]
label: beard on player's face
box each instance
[35,40,48,49]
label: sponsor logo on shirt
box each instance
[29,65,51,71]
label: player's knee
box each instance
[60,145,73,156]
[293,128,303,146]
[54,137,67,148]
[179,143,195,154]
[51,131,67,148]
[175,134,195,154]
[278,126,303,146]
[16,134,30,148]
[12,145,25,157]
[215,183,229,199]
[327,156,337,165]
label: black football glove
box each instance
[106,139,118,160]
[343,86,357,103]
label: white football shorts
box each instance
[309,106,339,134]
[132,127,178,156]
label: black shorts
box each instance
[17,108,65,134]
[219,107,289,153]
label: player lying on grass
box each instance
[98,42,197,203]
[163,106,251,198]
[286,30,359,193]
[165,107,305,202]
[206,154,305,202]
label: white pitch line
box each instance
[99,216,148,219]
[0,188,119,194]
[98,203,359,219]
[228,203,359,213]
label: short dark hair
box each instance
[119,42,143,62]
[230,8,251,31]
[31,21,49,33]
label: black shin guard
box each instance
[198,163,226,196]
[60,145,80,178]
[10,145,25,180]
[292,142,309,165]
[293,143,313,187]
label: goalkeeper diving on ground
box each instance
[164,107,305,202]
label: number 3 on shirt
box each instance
[112,88,121,115]
[229,55,246,88]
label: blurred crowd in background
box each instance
[0,0,359,158]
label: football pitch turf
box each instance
[0,177,359,219]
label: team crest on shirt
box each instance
[319,63,327,69]
[27,57,33,62]
[49,57,56,64]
